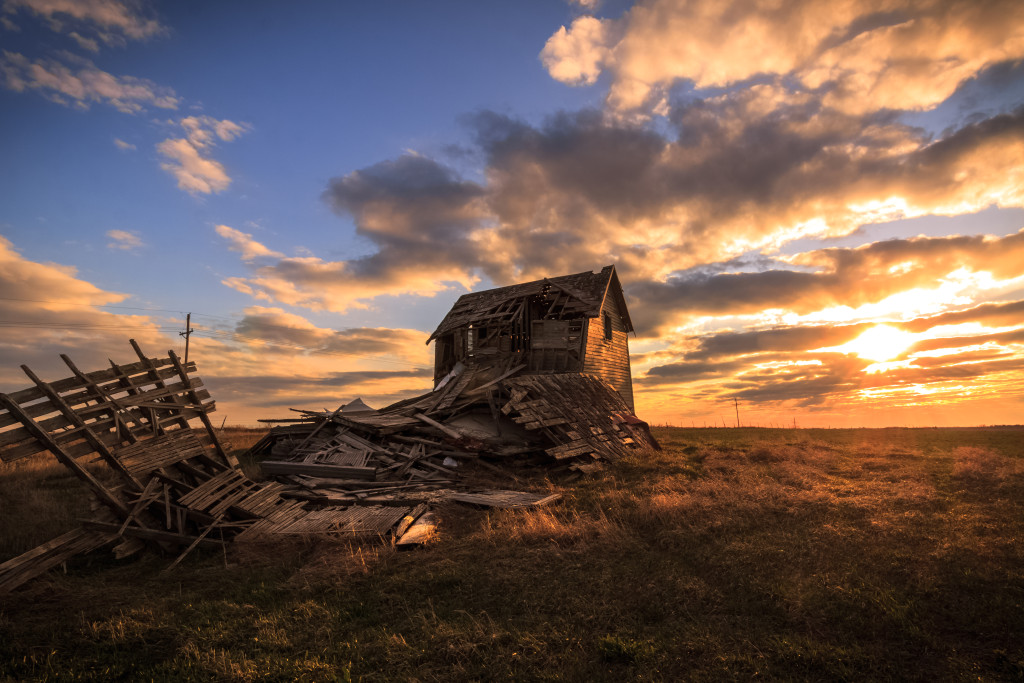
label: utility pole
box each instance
[733,397,741,428]
[180,312,193,366]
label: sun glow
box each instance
[841,325,917,362]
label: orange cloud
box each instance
[156,116,248,194]
[0,235,174,387]
[543,0,1024,114]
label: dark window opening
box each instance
[603,313,612,340]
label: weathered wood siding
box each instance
[582,293,634,410]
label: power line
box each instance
[0,296,189,314]
[0,321,181,330]
[2,296,431,370]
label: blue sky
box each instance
[2,0,1024,427]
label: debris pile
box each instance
[0,344,656,594]
[254,360,657,504]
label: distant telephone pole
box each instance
[734,397,741,428]
[180,312,193,365]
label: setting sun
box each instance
[841,325,917,362]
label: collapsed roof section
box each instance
[427,265,637,409]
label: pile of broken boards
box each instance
[0,345,657,595]
[249,358,660,507]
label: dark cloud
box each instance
[234,308,427,358]
[682,324,873,362]
[639,358,751,383]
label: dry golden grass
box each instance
[2,426,1023,681]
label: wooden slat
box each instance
[260,461,377,480]
[1,357,189,406]
[22,364,142,488]
[166,349,235,469]
[82,521,225,548]
[0,393,129,517]
[0,528,117,594]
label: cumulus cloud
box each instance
[157,116,249,195]
[540,15,615,86]
[2,0,165,46]
[218,103,1024,344]
[461,103,1024,288]
[542,0,1024,114]
[105,228,142,250]
[0,50,179,112]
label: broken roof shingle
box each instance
[427,265,633,342]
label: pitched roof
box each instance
[427,265,633,342]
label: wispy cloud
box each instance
[157,116,250,195]
[105,228,142,250]
[2,0,165,47]
[113,137,135,150]
[215,225,283,261]
[0,50,178,112]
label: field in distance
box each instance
[1,426,1022,681]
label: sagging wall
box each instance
[582,292,634,410]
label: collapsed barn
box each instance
[0,266,657,593]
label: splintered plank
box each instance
[394,504,429,538]
[259,461,377,480]
[396,510,438,548]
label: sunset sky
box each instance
[2,0,1024,427]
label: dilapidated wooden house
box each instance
[427,265,635,409]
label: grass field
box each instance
[2,427,1023,681]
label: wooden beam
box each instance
[82,521,226,548]
[107,357,161,436]
[166,348,237,469]
[129,339,192,433]
[413,413,463,440]
[0,393,129,517]
[60,353,143,443]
